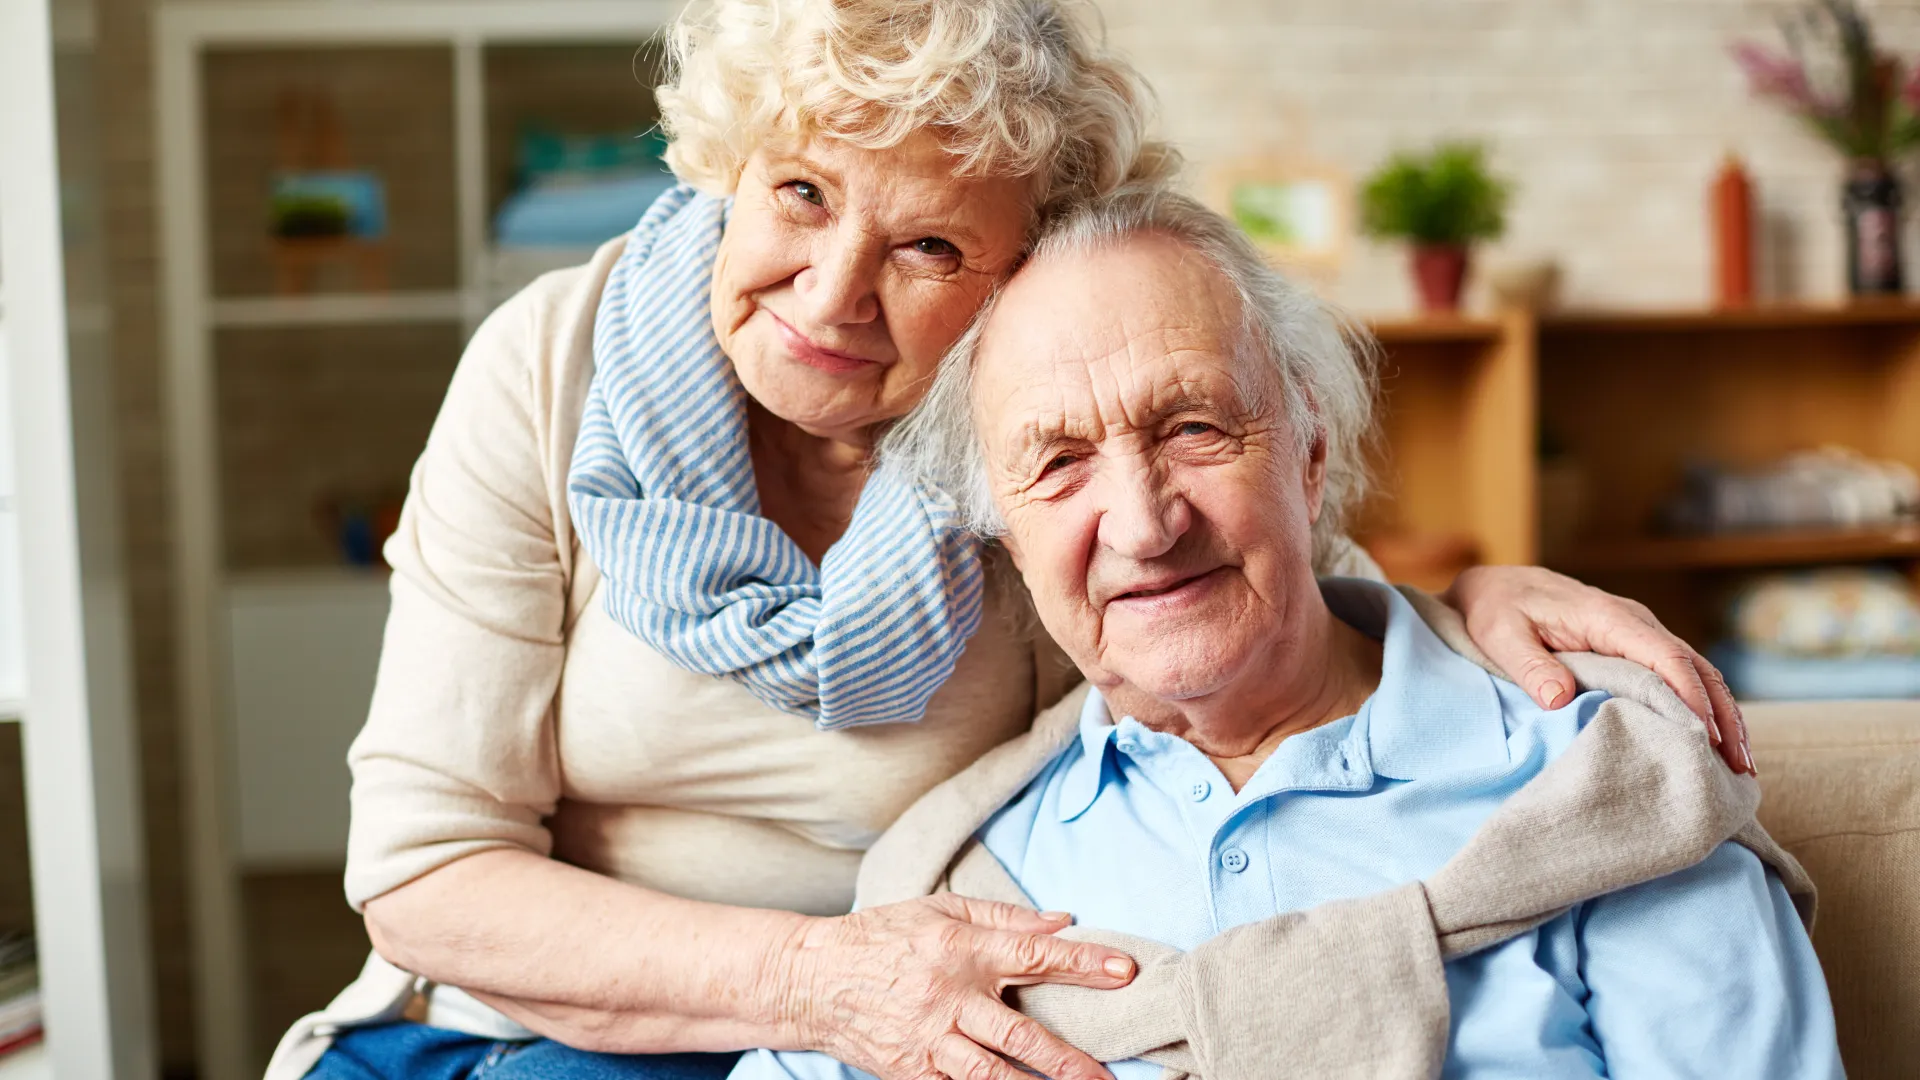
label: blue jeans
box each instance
[307,1023,744,1080]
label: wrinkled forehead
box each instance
[969,234,1271,455]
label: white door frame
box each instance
[0,0,161,1074]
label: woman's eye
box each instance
[1176,421,1217,437]
[911,237,958,258]
[787,181,824,206]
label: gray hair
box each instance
[658,0,1182,216]
[880,186,1378,569]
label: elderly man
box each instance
[732,192,1842,1080]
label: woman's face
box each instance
[711,133,1033,445]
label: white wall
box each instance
[1096,0,1920,312]
[0,333,22,707]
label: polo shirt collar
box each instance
[1056,690,1119,822]
[1053,578,1509,821]
[1321,578,1509,781]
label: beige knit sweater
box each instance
[854,588,1816,1080]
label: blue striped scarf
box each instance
[567,185,986,730]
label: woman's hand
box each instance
[1443,565,1753,775]
[787,894,1134,1080]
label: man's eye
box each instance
[1176,421,1217,437]
[1042,453,1077,475]
[911,237,958,257]
[787,181,824,206]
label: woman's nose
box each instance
[795,229,883,327]
[1095,461,1189,560]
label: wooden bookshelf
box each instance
[1552,524,1920,573]
[1357,303,1920,632]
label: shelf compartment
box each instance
[1358,312,1536,569]
[482,40,664,224]
[1550,524,1920,573]
[215,323,460,569]
[203,44,460,299]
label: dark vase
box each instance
[1842,160,1904,296]
[1411,244,1470,312]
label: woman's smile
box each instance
[767,310,884,376]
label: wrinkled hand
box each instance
[1443,565,1754,774]
[790,894,1134,1080]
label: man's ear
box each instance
[1302,427,1329,525]
[998,531,1026,571]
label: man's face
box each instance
[973,233,1328,703]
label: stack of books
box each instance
[0,933,40,1059]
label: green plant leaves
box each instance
[1359,141,1512,246]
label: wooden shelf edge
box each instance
[209,291,469,329]
[1548,524,1920,573]
[1365,315,1504,346]
[1541,300,1920,335]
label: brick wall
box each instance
[1095,0,1920,312]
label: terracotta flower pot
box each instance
[1411,244,1471,312]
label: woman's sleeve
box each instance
[342,284,577,910]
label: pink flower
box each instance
[1733,40,1825,113]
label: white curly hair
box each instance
[881,186,1379,571]
[656,0,1178,216]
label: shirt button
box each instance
[1220,848,1249,874]
[1116,738,1141,755]
[1188,780,1212,802]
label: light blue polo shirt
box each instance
[732,580,1843,1080]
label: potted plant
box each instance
[1734,0,1920,295]
[1360,141,1511,313]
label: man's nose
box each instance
[795,227,883,327]
[1095,458,1190,560]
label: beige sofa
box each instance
[1746,700,1920,1080]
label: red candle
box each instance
[1714,154,1755,306]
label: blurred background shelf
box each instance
[155,5,684,1072]
[1551,525,1920,573]
[209,291,467,329]
[1352,305,1920,627]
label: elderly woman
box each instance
[739,189,1839,1080]
[271,2,1751,1079]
